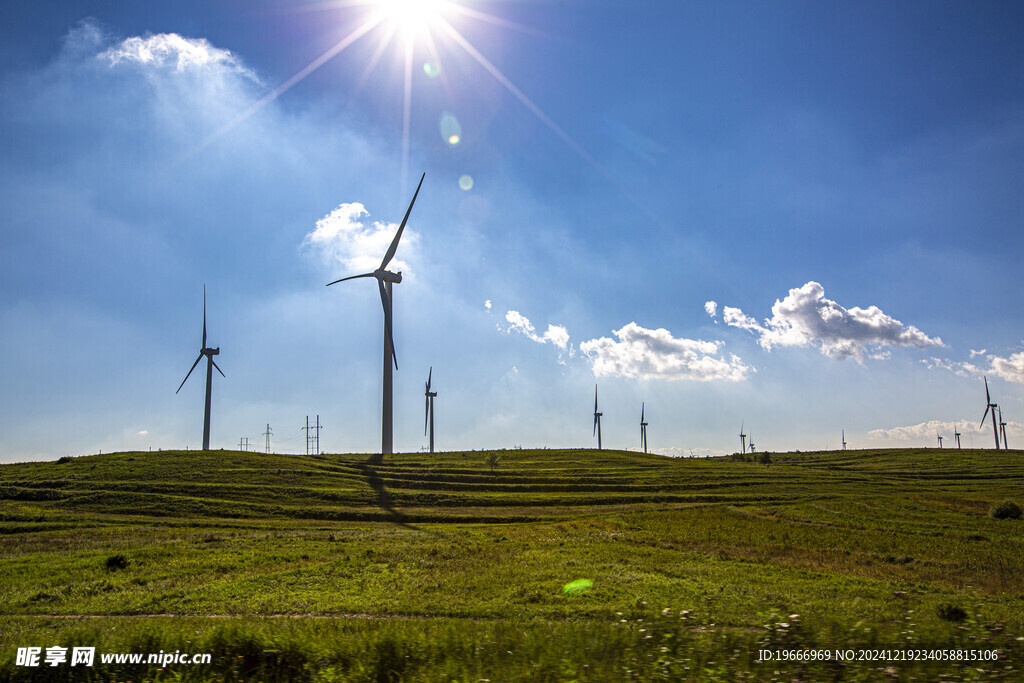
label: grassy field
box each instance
[1,447,1023,681]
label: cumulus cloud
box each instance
[704,301,717,318]
[101,32,257,80]
[303,203,417,275]
[970,349,987,358]
[503,310,575,362]
[987,351,1024,385]
[579,322,750,381]
[920,357,979,377]
[484,299,492,311]
[722,281,943,361]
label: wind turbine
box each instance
[593,384,603,450]
[842,429,847,451]
[176,286,224,451]
[327,173,424,455]
[980,376,1000,450]
[954,423,962,449]
[640,402,648,454]
[937,432,943,449]
[998,406,1009,449]
[748,433,755,453]
[424,366,436,453]
[739,421,747,454]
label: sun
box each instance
[373,0,448,36]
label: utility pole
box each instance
[304,416,311,456]
[238,437,249,451]
[315,415,322,454]
[262,424,272,454]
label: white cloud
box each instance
[503,310,575,360]
[723,281,943,361]
[304,202,417,276]
[704,301,717,318]
[579,322,750,381]
[970,349,987,358]
[137,430,149,436]
[101,32,258,81]
[920,357,979,377]
[868,419,1020,442]
[484,299,492,311]
[987,351,1024,385]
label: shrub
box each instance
[105,554,130,571]
[989,500,1022,520]
[936,603,968,622]
[57,455,74,464]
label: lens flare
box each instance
[440,111,462,146]
[562,578,593,595]
[423,61,441,78]
[458,174,474,190]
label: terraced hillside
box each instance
[2,448,1023,681]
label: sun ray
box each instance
[401,38,414,198]
[435,17,599,170]
[356,22,400,91]
[177,15,382,164]
[444,3,562,41]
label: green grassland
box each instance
[1,447,1023,681]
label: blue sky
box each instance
[2,0,1023,461]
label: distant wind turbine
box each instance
[739,421,747,454]
[998,406,1009,449]
[980,376,1000,450]
[954,423,962,449]
[640,402,648,454]
[176,286,224,451]
[424,366,436,453]
[842,429,847,451]
[327,173,424,455]
[937,433,943,449]
[593,384,603,450]
[748,433,755,453]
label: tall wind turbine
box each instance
[954,423,962,449]
[327,173,424,455]
[176,286,224,451]
[424,366,436,453]
[739,421,747,454]
[593,384,603,450]
[842,429,847,451]
[937,433,943,449]
[981,376,1000,450]
[748,433,755,453]
[640,402,648,454]
[998,406,1009,449]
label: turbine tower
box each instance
[327,173,424,455]
[176,286,224,451]
[748,433,755,453]
[593,384,603,450]
[980,376,1000,450]
[424,366,436,453]
[640,402,648,454]
[998,406,1009,449]
[739,421,747,454]
[954,423,962,449]
[937,433,943,449]
[842,429,847,451]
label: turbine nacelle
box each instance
[375,269,402,283]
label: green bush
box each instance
[989,500,1022,520]
[936,603,968,622]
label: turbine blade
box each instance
[326,272,376,286]
[981,405,990,427]
[202,285,207,349]
[425,396,429,436]
[593,413,597,436]
[380,172,425,270]
[985,376,991,404]
[641,402,645,424]
[427,366,432,391]
[594,384,598,412]
[177,353,203,394]
[378,278,398,370]
[211,358,225,378]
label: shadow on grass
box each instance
[359,455,437,535]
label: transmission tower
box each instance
[315,415,322,454]
[237,437,249,451]
[262,424,272,454]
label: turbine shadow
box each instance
[357,455,436,535]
